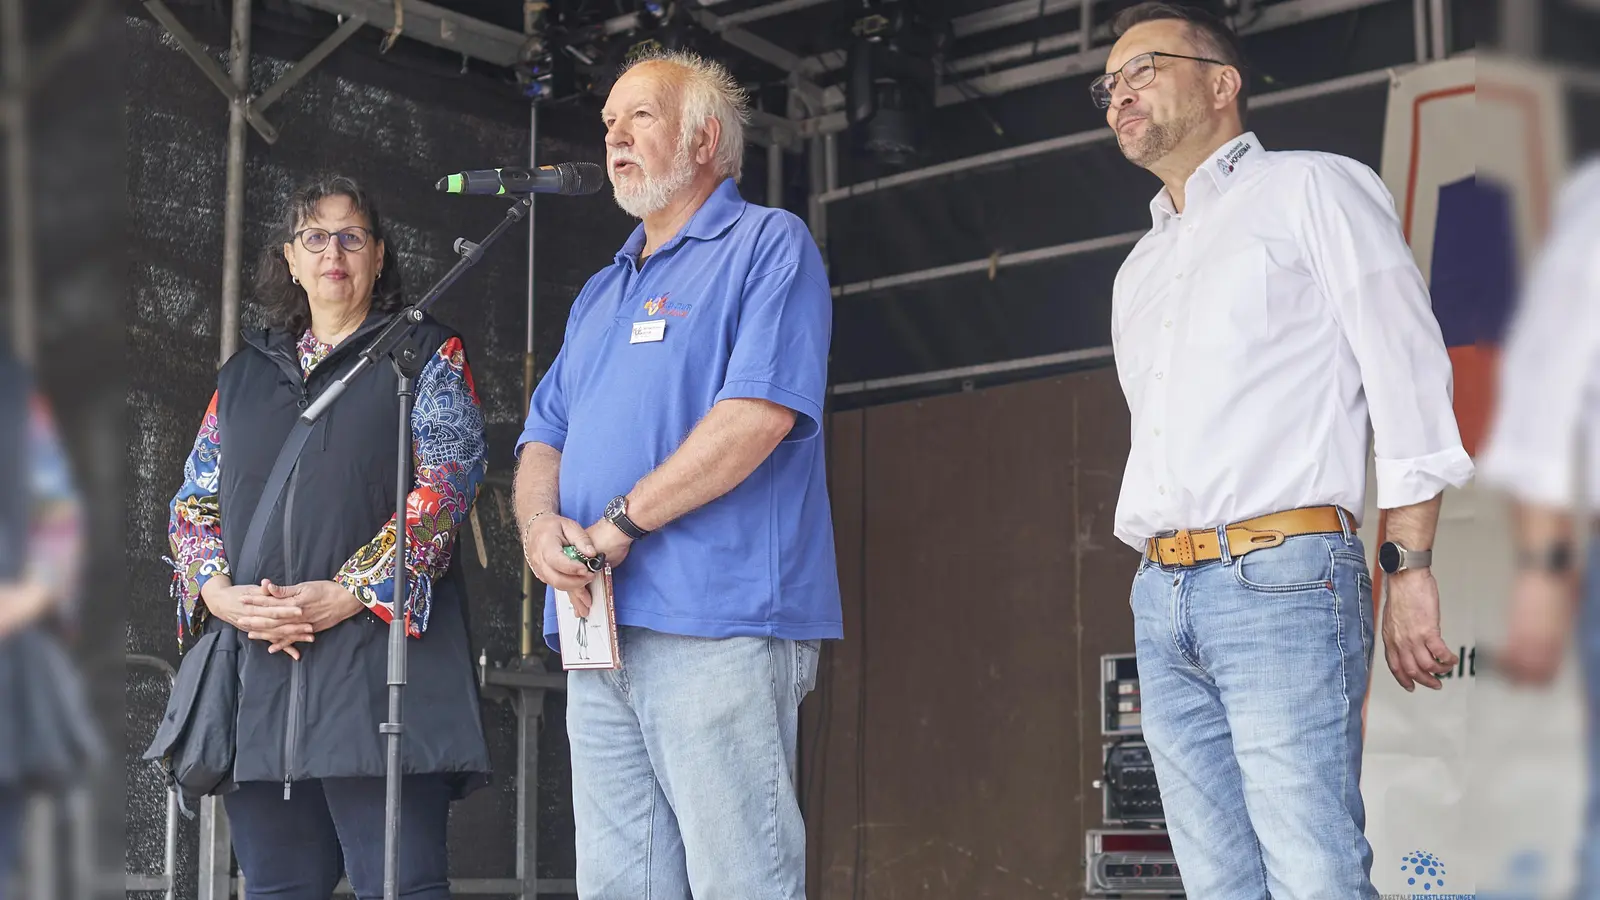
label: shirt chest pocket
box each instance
[1183,244,1270,350]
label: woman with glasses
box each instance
[165,175,490,899]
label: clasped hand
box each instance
[202,576,366,660]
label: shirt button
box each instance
[1158,485,1167,495]
[1175,272,1184,280]
[1164,320,1173,329]
[1154,371,1164,380]
[1153,427,1161,436]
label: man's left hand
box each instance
[586,519,634,571]
[1382,568,1458,692]
[1497,569,1578,686]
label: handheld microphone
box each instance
[437,162,605,196]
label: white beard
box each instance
[611,139,696,219]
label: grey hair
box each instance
[621,50,750,182]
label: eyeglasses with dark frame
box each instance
[291,226,373,253]
[1090,51,1228,109]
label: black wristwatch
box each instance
[1519,542,1574,574]
[604,495,650,540]
[1378,540,1432,575]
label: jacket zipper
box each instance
[282,393,306,800]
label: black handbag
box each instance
[142,623,241,816]
[0,623,107,790]
[143,414,317,816]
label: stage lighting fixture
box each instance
[842,0,947,167]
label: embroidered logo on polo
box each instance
[1215,140,1252,176]
[643,293,693,317]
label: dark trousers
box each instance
[0,786,21,900]
[225,777,452,900]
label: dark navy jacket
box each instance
[213,312,489,796]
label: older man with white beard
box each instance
[511,51,840,900]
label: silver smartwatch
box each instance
[1378,540,1432,575]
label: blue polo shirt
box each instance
[517,178,843,650]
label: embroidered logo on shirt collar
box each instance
[1215,139,1252,177]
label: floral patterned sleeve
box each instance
[334,337,487,637]
[168,391,228,646]
[26,393,84,612]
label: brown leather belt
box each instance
[1145,506,1348,567]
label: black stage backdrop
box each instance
[126,4,645,891]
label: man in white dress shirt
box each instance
[1478,158,1600,893]
[1099,4,1474,897]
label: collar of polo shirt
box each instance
[615,178,749,266]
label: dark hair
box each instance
[254,174,403,336]
[1112,1,1249,124]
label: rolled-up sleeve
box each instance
[712,218,832,441]
[1478,164,1600,507]
[1301,159,1475,508]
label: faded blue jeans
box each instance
[1580,539,1600,899]
[567,627,820,900]
[1130,528,1379,900]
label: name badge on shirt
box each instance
[630,319,666,344]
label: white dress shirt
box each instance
[1477,159,1600,510]
[1110,132,1474,549]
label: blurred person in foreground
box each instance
[1477,157,1600,894]
[165,175,489,899]
[0,339,85,895]
[1100,3,1472,897]
[513,50,838,899]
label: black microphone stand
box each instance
[299,194,534,900]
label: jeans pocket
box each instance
[1232,535,1335,593]
[1356,569,1375,667]
[794,640,821,704]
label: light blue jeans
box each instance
[1580,539,1600,899]
[566,626,820,900]
[1130,529,1379,900]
